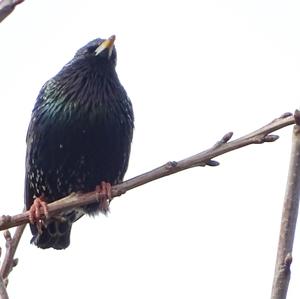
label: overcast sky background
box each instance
[1,0,300,298]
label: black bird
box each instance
[25,35,134,250]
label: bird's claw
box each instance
[29,197,49,231]
[95,181,112,213]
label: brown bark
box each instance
[271,111,300,299]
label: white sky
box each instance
[1,0,300,298]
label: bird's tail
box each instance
[30,210,84,250]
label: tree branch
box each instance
[0,112,295,231]
[270,111,300,299]
[0,275,8,299]
[0,0,24,23]
[0,216,26,298]
[0,224,25,282]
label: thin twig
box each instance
[0,0,24,23]
[270,110,300,299]
[0,112,295,231]
[0,223,25,299]
[0,224,25,282]
[0,0,24,19]
[0,275,8,299]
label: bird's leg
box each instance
[29,196,49,233]
[95,181,112,213]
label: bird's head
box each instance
[74,35,117,67]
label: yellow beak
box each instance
[95,35,116,56]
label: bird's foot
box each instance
[95,181,112,213]
[29,197,49,233]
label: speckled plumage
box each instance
[25,37,134,249]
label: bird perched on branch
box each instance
[25,35,134,249]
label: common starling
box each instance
[25,35,134,249]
